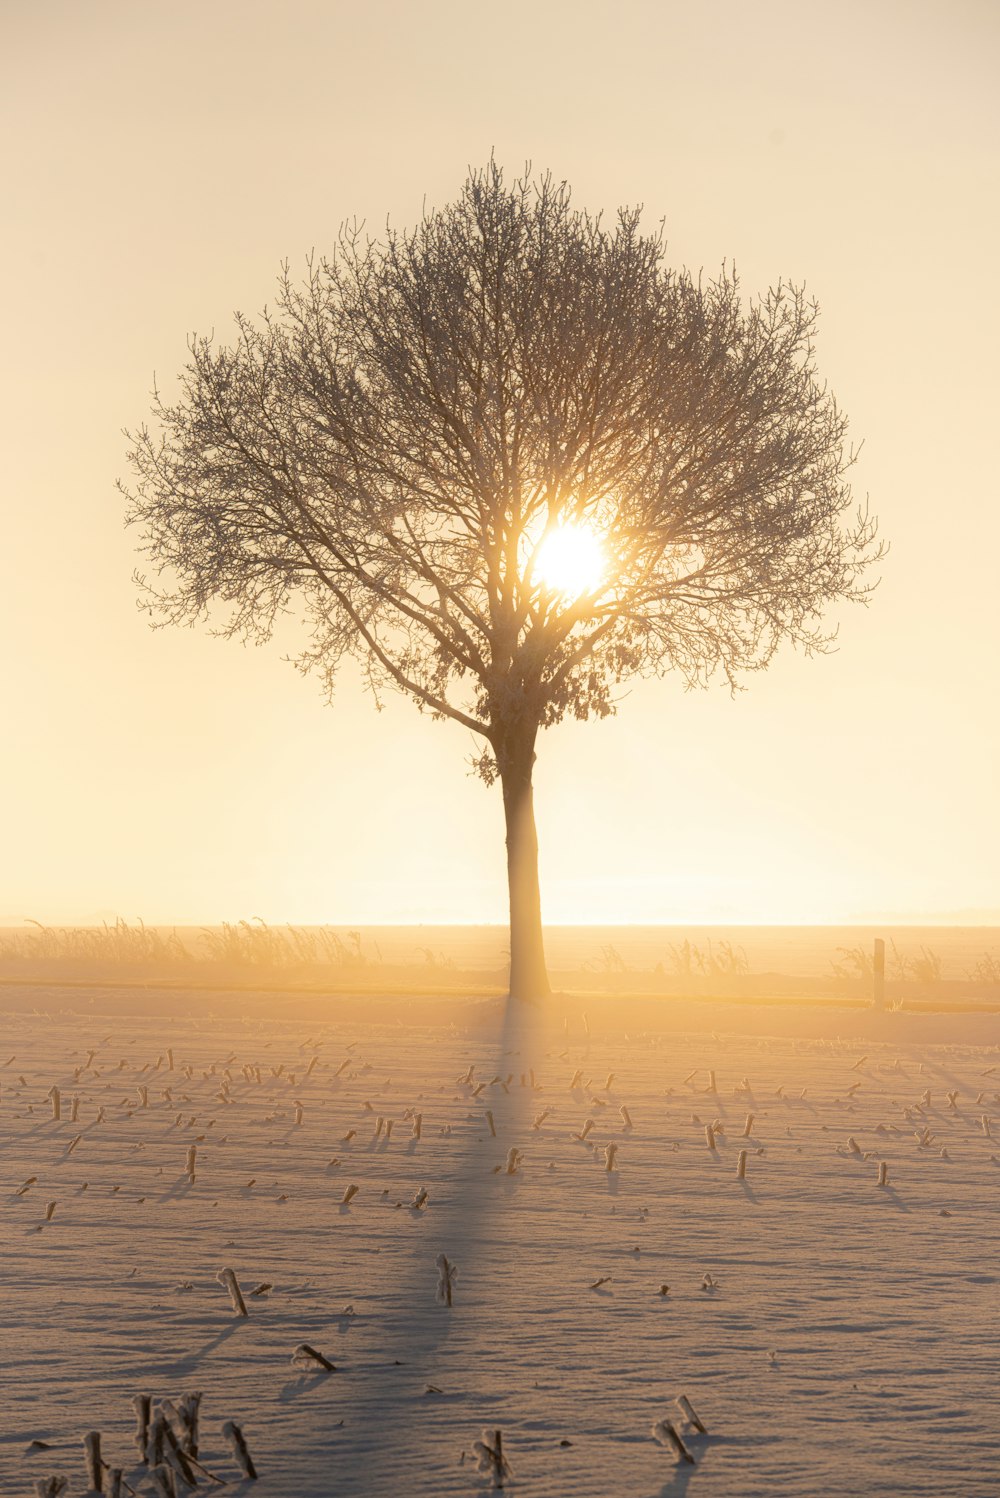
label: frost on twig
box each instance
[504,1147,521,1175]
[652,1418,695,1464]
[131,1394,151,1460]
[677,1393,707,1433]
[341,1183,360,1205]
[604,1142,619,1172]
[291,1342,336,1371]
[83,1431,102,1491]
[472,1428,511,1488]
[217,1266,248,1316]
[148,1462,178,1497]
[436,1253,457,1306]
[176,1391,202,1456]
[145,1413,167,1467]
[159,1419,198,1487]
[222,1420,258,1479]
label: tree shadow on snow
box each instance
[326,995,543,1491]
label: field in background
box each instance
[0,922,998,1005]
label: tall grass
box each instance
[0,917,191,964]
[831,940,946,984]
[0,917,375,970]
[659,938,750,979]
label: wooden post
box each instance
[873,937,885,1009]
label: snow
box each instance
[2,984,999,1496]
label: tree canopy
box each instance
[123,163,882,997]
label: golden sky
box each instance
[1,0,997,926]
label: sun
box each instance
[535,524,606,598]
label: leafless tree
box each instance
[122,163,882,1001]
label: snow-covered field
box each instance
[3,984,999,1496]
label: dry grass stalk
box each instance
[177,1392,201,1456]
[222,1421,257,1479]
[131,1394,151,1459]
[677,1394,707,1432]
[652,1418,695,1463]
[83,1431,102,1491]
[291,1343,335,1370]
[472,1428,510,1488]
[436,1253,457,1306]
[217,1266,248,1316]
[159,1421,197,1486]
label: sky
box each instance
[1,0,998,928]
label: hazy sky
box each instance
[1,0,998,927]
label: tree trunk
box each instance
[498,726,551,1002]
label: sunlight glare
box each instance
[535,524,606,598]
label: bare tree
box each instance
[122,163,882,1001]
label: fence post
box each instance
[873,937,885,1009]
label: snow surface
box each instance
[2,985,999,1496]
